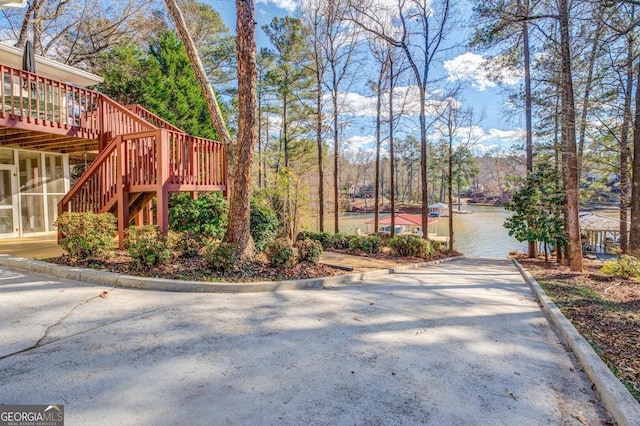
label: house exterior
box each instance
[0,43,227,244]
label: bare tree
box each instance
[301,0,360,233]
[348,0,454,239]
[4,0,162,67]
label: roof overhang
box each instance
[0,43,103,87]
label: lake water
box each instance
[319,205,527,258]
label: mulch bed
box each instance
[326,247,460,264]
[48,248,459,283]
[48,252,348,283]
[515,255,640,402]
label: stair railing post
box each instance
[116,136,127,249]
[98,95,105,151]
[156,130,170,234]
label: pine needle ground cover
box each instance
[517,256,640,402]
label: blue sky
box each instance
[204,0,524,155]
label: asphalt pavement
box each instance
[0,258,612,425]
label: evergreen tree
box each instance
[142,31,219,139]
[504,165,566,261]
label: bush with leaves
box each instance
[371,232,391,247]
[56,212,117,260]
[204,242,239,272]
[168,192,228,241]
[295,238,323,264]
[331,233,357,250]
[125,225,171,267]
[601,255,640,279]
[296,230,316,242]
[167,230,201,258]
[296,231,333,249]
[388,235,434,258]
[266,239,296,268]
[348,235,382,254]
[250,198,280,252]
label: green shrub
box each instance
[371,232,392,246]
[295,238,323,264]
[348,235,382,254]
[168,192,228,241]
[295,231,315,242]
[204,242,239,272]
[56,212,117,260]
[296,231,333,249]
[250,198,280,252]
[266,239,296,268]
[388,235,434,258]
[168,230,201,258]
[331,233,357,250]
[430,240,445,253]
[601,255,640,278]
[125,225,170,267]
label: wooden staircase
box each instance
[57,100,226,247]
[0,62,227,246]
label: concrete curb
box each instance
[0,253,463,293]
[514,259,640,426]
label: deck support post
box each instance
[157,130,170,234]
[115,137,128,249]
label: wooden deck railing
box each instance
[125,104,185,133]
[167,130,226,188]
[1,64,101,139]
[1,64,154,144]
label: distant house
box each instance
[349,181,375,198]
[365,214,437,236]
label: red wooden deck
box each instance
[0,63,227,246]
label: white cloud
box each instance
[344,135,375,150]
[328,85,451,118]
[256,0,299,13]
[341,135,377,157]
[481,128,525,143]
[444,52,522,91]
[326,92,378,117]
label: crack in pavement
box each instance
[0,291,210,361]
[0,287,116,360]
[34,288,116,348]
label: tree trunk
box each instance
[166,0,254,258]
[558,0,582,271]
[374,73,383,233]
[220,0,257,259]
[448,134,454,250]
[333,84,340,233]
[620,36,634,254]
[419,84,429,239]
[389,59,395,237]
[629,56,640,254]
[522,0,536,258]
[316,72,325,232]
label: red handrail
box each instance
[125,104,185,133]
[58,135,122,216]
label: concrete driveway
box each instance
[0,258,610,425]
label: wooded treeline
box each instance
[4,0,640,270]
